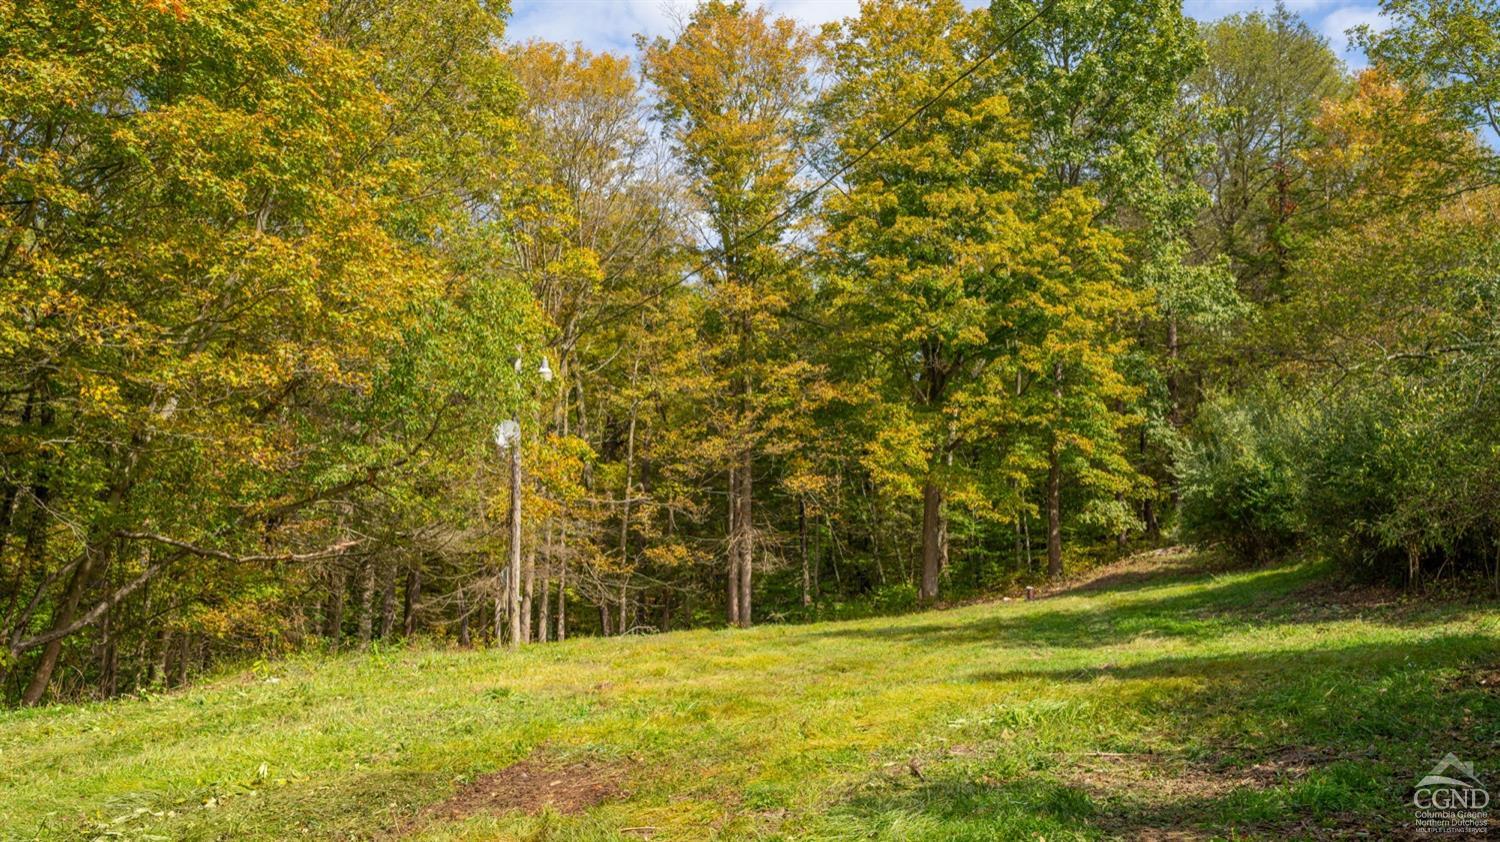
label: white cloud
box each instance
[766,0,865,27]
[506,1,692,53]
[507,0,1379,68]
[506,0,984,55]
[1183,1,1380,66]
[1318,4,1387,62]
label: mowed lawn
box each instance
[2,553,1497,841]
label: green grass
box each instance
[2,552,1497,841]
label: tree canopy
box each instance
[3,0,1496,705]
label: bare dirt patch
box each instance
[931,548,1207,609]
[1269,578,1406,617]
[1047,546,1204,597]
[440,758,624,818]
[1072,747,1407,840]
[1443,655,1500,697]
[388,756,628,837]
[1450,666,1500,694]
[1064,745,1342,803]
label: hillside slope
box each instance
[2,552,1497,840]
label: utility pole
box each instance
[493,350,552,651]
[507,435,522,649]
[494,418,522,648]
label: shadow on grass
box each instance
[1043,549,1219,598]
[965,633,1500,686]
[826,767,1413,840]
[827,632,1500,839]
[809,562,1491,651]
[820,775,1097,841]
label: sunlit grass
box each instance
[2,554,1496,840]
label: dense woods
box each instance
[2,0,1497,705]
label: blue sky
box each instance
[506,0,1386,66]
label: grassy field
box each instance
[2,551,1497,841]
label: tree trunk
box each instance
[920,479,942,602]
[555,535,567,642]
[152,629,171,687]
[22,551,99,705]
[1492,541,1499,598]
[1022,505,1033,572]
[324,562,346,645]
[97,601,117,699]
[377,558,397,640]
[356,557,375,648]
[799,498,811,607]
[811,520,821,598]
[1046,444,1063,579]
[537,562,550,644]
[2,395,47,657]
[937,505,949,575]
[827,514,844,596]
[0,389,34,567]
[1166,315,1180,428]
[20,464,121,705]
[618,576,629,635]
[0,480,22,627]
[521,547,535,643]
[1014,492,1025,572]
[174,633,190,687]
[402,564,421,638]
[132,582,152,692]
[938,449,952,578]
[1115,493,1128,552]
[1166,314,1182,511]
[619,382,638,629]
[457,589,471,647]
[498,588,510,645]
[726,467,740,627]
[1048,360,1064,579]
[498,590,509,644]
[735,453,752,627]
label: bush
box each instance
[1179,375,1500,587]
[1298,375,1500,585]
[1176,391,1305,564]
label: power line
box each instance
[587,0,1057,329]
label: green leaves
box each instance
[0,0,543,697]
[816,0,1148,586]
[1361,0,1500,150]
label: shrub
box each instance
[1176,391,1305,564]
[1299,375,1500,585]
[1180,374,1500,587]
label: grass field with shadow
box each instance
[2,550,1495,840]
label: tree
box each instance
[1359,0,1499,174]
[0,0,536,702]
[1182,70,1500,586]
[505,41,690,640]
[819,0,1142,597]
[641,1,816,627]
[1186,4,1348,301]
[990,0,1199,570]
[819,0,1029,602]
